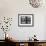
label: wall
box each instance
[0,0,46,40]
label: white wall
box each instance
[0,0,46,40]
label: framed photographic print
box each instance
[18,14,34,27]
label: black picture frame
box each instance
[18,14,34,27]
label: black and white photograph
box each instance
[18,14,34,27]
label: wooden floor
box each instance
[0,42,16,46]
[0,40,46,46]
[0,40,16,46]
